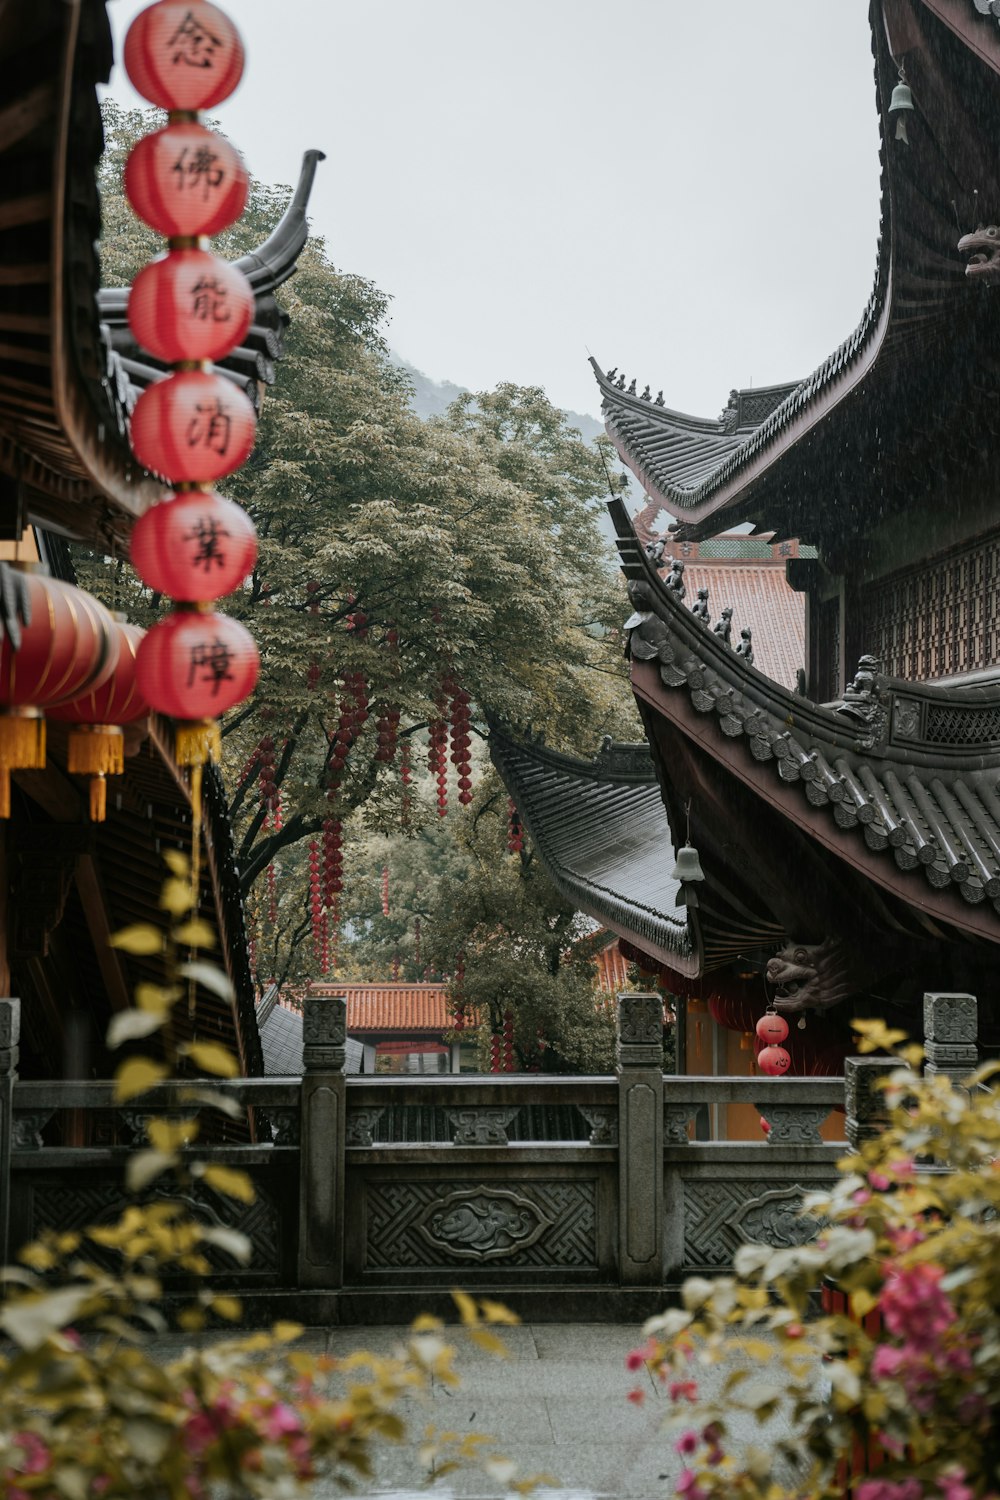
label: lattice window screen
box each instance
[858,538,1000,680]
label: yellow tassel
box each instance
[175,718,221,768]
[0,768,9,819]
[68,725,124,778]
[89,775,107,823]
[0,711,46,816]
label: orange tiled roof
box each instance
[311,982,452,1034]
[682,562,804,690]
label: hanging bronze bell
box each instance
[670,844,706,884]
[888,79,913,143]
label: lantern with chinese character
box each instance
[757,1044,792,1077]
[129,249,255,366]
[755,1010,790,1046]
[124,0,245,112]
[0,574,118,818]
[130,489,257,600]
[124,0,259,785]
[47,622,149,821]
[124,122,248,240]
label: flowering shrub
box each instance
[627,1020,1000,1499]
[0,859,541,1495]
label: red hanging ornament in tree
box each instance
[125,122,249,239]
[129,249,255,366]
[130,489,257,600]
[47,621,149,821]
[130,371,256,484]
[135,609,259,723]
[381,865,390,917]
[124,0,245,112]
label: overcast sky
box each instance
[105,2,882,421]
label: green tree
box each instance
[88,102,639,1002]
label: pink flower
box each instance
[869,1171,891,1191]
[853,1188,872,1205]
[625,1348,646,1371]
[263,1403,302,1441]
[676,1469,708,1500]
[857,1482,923,1500]
[674,1430,699,1456]
[880,1264,956,1348]
[11,1433,49,1475]
[182,1412,218,1458]
[668,1379,699,1402]
[871,1345,905,1382]
[890,1157,915,1177]
[627,1387,645,1405]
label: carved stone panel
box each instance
[578,1106,617,1145]
[362,1179,597,1271]
[923,992,977,1044]
[346,1107,386,1147]
[755,1105,830,1146]
[682,1176,834,1268]
[302,995,346,1072]
[732,1186,825,1249]
[844,1056,896,1147]
[268,1108,300,1146]
[891,697,922,742]
[416,1188,551,1262]
[617,992,663,1047]
[12,1110,54,1149]
[448,1108,520,1145]
[664,1106,695,1145]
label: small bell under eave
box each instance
[889,69,914,144]
[670,844,705,884]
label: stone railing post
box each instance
[0,999,20,1264]
[923,991,978,1084]
[297,993,346,1289]
[616,992,664,1285]
[844,1054,896,1151]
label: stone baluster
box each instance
[297,993,346,1289]
[923,991,978,1084]
[844,1054,896,1151]
[616,992,664,1285]
[0,998,20,1264]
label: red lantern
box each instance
[131,490,257,600]
[755,1011,790,1046]
[48,623,149,821]
[0,574,118,817]
[125,122,248,238]
[129,250,254,366]
[135,609,258,757]
[130,371,256,484]
[124,1,245,112]
[757,1044,792,1077]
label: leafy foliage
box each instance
[84,101,639,1003]
[630,1021,1000,1499]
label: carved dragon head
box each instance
[766,936,853,1014]
[958,225,1000,281]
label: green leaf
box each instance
[200,1226,253,1264]
[199,1164,255,1203]
[172,918,216,949]
[0,1286,92,1350]
[177,961,234,1003]
[115,1057,168,1103]
[181,1040,239,1078]
[126,1149,178,1193]
[109,923,164,957]
[107,1009,167,1048]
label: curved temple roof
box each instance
[489,725,696,974]
[594,0,1000,543]
[612,496,1000,944]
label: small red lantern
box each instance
[48,622,149,821]
[125,122,248,238]
[755,1011,790,1046]
[0,574,118,817]
[124,0,245,112]
[129,371,256,484]
[757,1044,792,1077]
[129,250,255,366]
[136,609,259,762]
[131,490,257,599]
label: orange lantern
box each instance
[0,574,118,817]
[130,489,257,600]
[135,609,259,765]
[124,122,249,239]
[129,249,255,366]
[47,622,148,821]
[757,1044,792,1077]
[130,371,256,484]
[755,1011,790,1046]
[124,0,245,113]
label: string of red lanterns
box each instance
[122,0,260,782]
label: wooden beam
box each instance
[0,81,55,154]
[74,854,131,1014]
[13,763,81,822]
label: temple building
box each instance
[501,0,1000,1108]
[0,0,317,1080]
